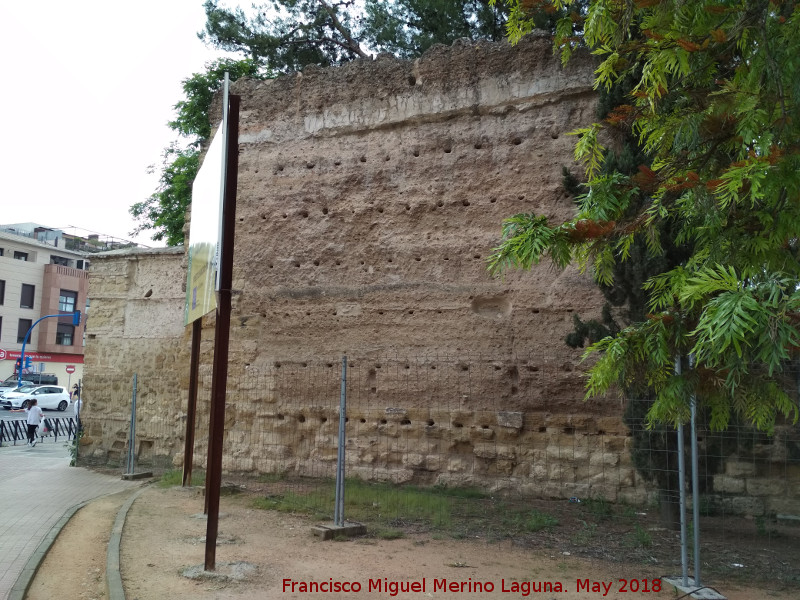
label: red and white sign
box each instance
[0,350,83,364]
[65,365,76,374]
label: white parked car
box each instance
[0,385,71,411]
[0,374,59,394]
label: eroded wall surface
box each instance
[79,35,799,515]
[225,34,602,394]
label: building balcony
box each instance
[44,263,89,280]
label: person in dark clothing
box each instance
[25,399,43,447]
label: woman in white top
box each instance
[25,399,44,447]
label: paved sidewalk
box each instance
[0,436,141,600]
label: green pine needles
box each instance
[490,0,800,432]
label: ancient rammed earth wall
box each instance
[80,35,799,515]
[226,34,600,384]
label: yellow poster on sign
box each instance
[184,123,225,325]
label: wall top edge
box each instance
[223,32,595,124]
[93,246,184,259]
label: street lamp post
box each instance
[18,311,81,388]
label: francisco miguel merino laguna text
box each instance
[282,577,663,596]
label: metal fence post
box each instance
[126,373,138,475]
[675,356,689,587]
[689,354,702,586]
[334,355,347,527]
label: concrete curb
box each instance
[106,485,150,600]
[7,501,89,600]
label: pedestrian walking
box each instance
[25,399,43,447]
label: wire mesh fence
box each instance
[77,354,800,584]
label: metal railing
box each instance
[0,416,79,446]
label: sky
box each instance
[0,0,242,247]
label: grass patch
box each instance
[431,485,489,499]
[158,469,205,488]
[251,478,559,540]
[376,528,404,540]
[253,480,457,525]
[257,472,287,483]
[628,525,652,548]
[253,491,329,518]
[582,497,613,521]
[571,520,598,545]
[502,510,558,533]
[524,510,559,532]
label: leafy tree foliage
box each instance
[200,0,370,68]
[169,58,263,142]
[364,0,507,58]
[129,59,265,245]
[200,0,508,69]
[490,0,800,432]
[130,145,200,247]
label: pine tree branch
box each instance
[316,0,370,58]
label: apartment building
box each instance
[0,224,89,387]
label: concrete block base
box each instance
[662,577,727,599]
[311,522,366,540]
[122,471,153,481]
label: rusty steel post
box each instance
[182,319,202,487]
[204,91,240,572]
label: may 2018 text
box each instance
[281,578,663,596]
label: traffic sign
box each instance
[65,365,76,374]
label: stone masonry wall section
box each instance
[78,34,799,516]
[222,34,605,413]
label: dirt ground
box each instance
[24,482,800,600]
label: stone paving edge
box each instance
[106,485,151,600]
[7,484,150,600]
[7,501,89,600]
